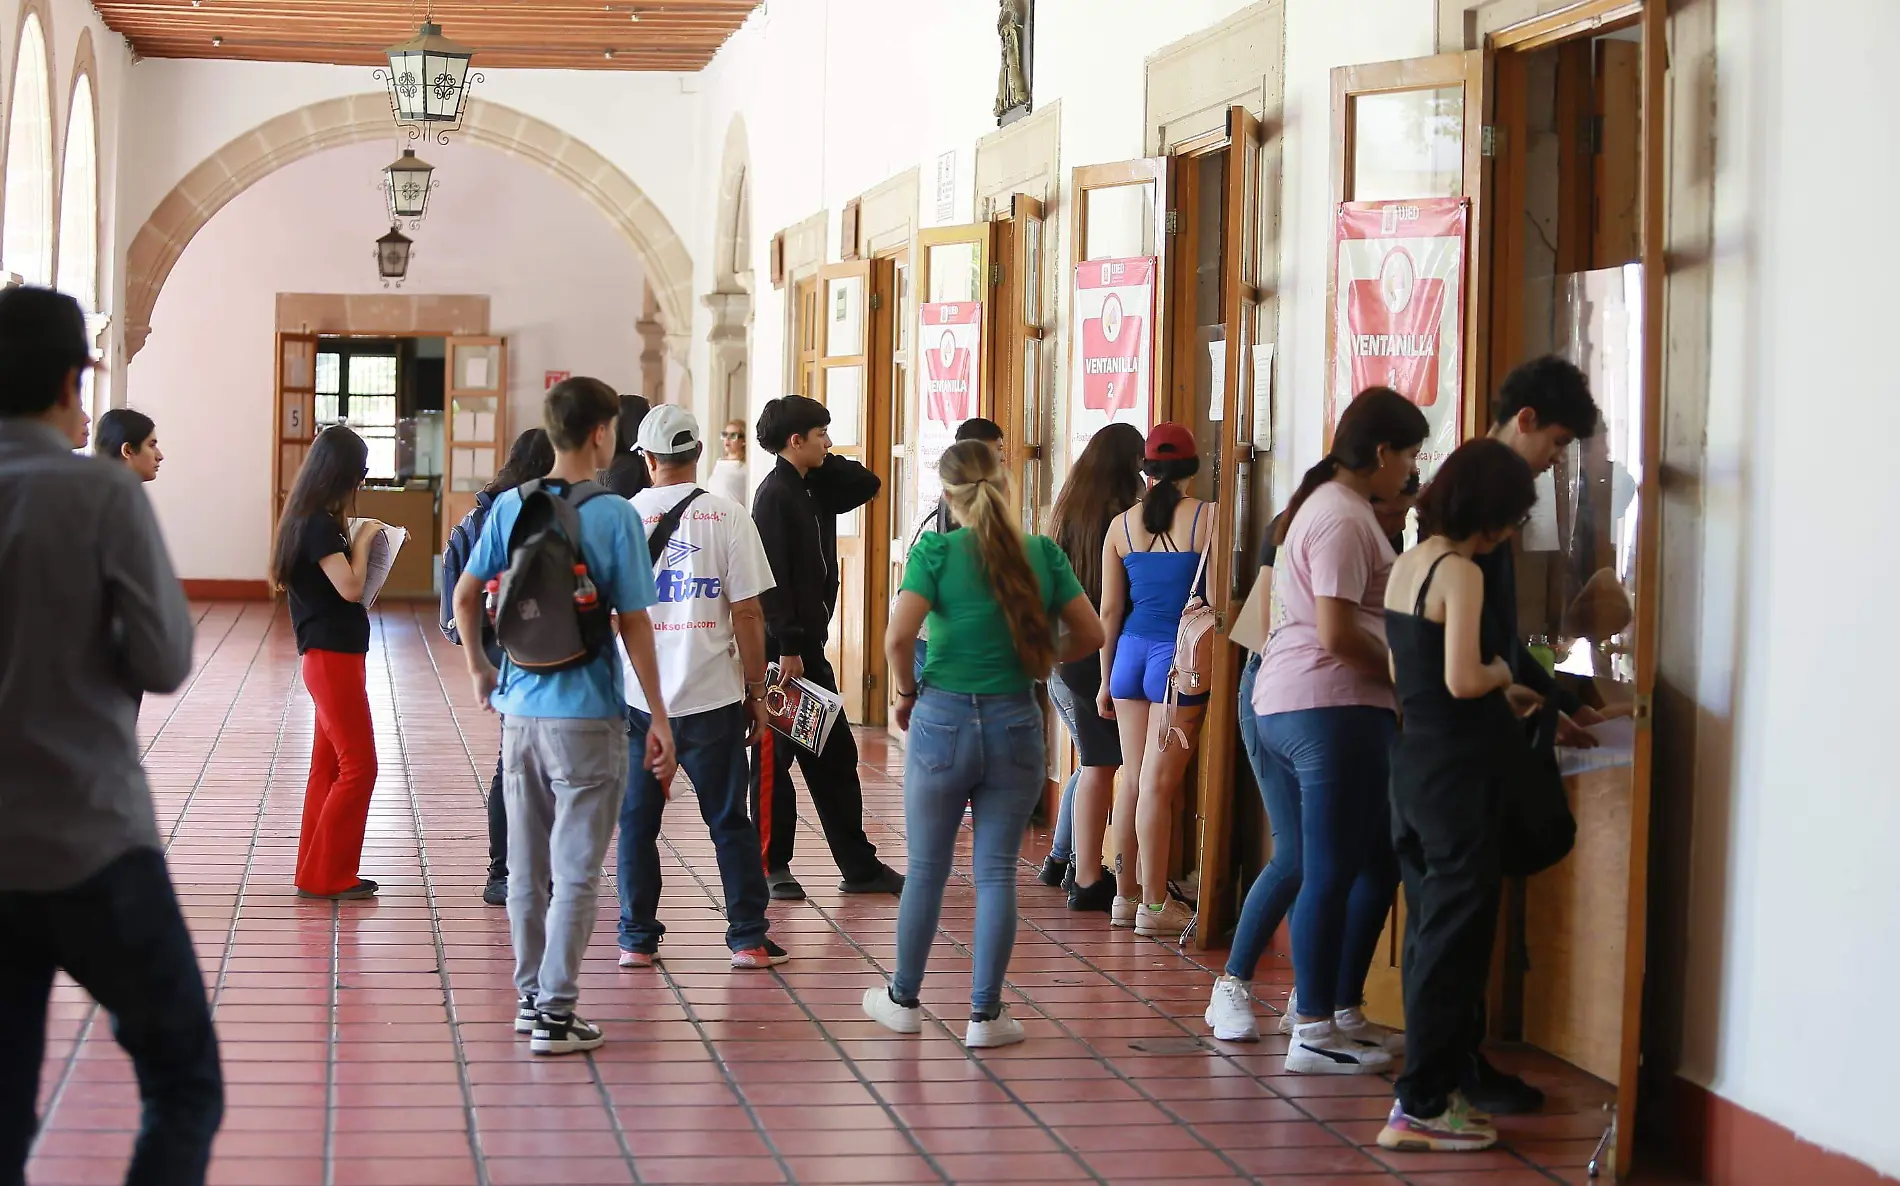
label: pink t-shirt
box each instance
[1252,481,1397,716]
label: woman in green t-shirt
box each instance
[864,440,1104,1050]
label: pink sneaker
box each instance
[731,941,789,969]
[618,950,658,969]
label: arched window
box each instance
[55,72,97,312]
[3,13,55,286]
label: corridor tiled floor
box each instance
[30,603,1654,1186]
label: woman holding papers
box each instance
[866,440,1104,1049]
[270,425,382,901]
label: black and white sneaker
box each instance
[1284,1019,1393,1075]
[530,1011,605,1055]
[513,995,538,1035]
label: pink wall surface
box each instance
[128,139,646,580]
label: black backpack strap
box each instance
[561,479,613,509]
[647,488,707,565]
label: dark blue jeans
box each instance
[621,702,771,954]
[1225,655,1305,981]
[1256,705,1400,1017]
[0,848,224,1186]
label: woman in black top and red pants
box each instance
[271,426,382,901]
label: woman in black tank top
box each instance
[1377,439,1539,1154]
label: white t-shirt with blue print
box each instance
[465,482,659,720]
[621,484,776,718]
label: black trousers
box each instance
[748,648,882,883]
[1390,757,1504,1120]
[486,751,509,881]
[0,848,224,1186]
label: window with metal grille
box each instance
[313,348,401,480]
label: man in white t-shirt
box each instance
[617,405,786,970]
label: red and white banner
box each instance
[544,370,570,390]
[1332,198,1468,468]
[1068,257,1156,467]
[917,301,983,514]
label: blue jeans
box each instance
[1044,676,1088,864]
[620,703,771,954]
[1225,655,1305,980]
[913,638,928,688]
[1256,705,1399,1016]
[893,689,1044,1013]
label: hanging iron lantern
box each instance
[383,22,474,125]
[384,149,436,221]
[376,226,414,284]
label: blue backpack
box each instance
[439,493,494,648]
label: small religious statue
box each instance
[994,0,1031,123]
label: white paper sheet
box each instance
[471,411,494,441]
[357,524,409,609]
[1250,344,1275,449]
[1557,716,1635,776]
[464,355,490,389]
[1207,340,1226,421]
[1524,467,1561,552]
[452,411,477,441]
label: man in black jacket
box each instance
[748,395,904,901]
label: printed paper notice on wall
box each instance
[1251,344,1275,450]
[1332,198,1469,474]
[916,301,983,514]
[1207,340,1226,422]
[1067,257,1157,470]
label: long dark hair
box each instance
[486,428,554,496]
[271,425,368,591]
[1140,456,1202,537]
[94,408,155,460]
[600,393,652,496]
[1051,423,1144,604]
[940,440,1054,678]
[1275,386,1429,545]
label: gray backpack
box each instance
[492,479,615,674]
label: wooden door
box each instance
[1190,107,1266,950]
[273,333,318,529]
[792,275,820,398]
[1327,49,1491,1025]
[815,259,892,725]
[992,194,1048,531]
[443,336,508,550]
[883,250,915,734]
[1066,158,1173,474]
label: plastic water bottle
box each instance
[483,579,500,623]
[573,565,599,611]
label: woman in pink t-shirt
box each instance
[1247,387,1427,1076]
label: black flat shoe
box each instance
[1068,869,1117,913]
[1462,1052,1545,1114]
[839,865,905,896]
[297,879,377,901]
[482,877,508,906]
[766,869,807,901]
[1038,854,1070,887]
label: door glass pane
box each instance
[1084,183,1156,259]
[824,364,864,447]
[282,338,314,388]
[927,241,980,303]
[826,274,865,356]
[1022,337,1040,445]
[1023,217,1043,325]
[454,343,501,390]
[1351,87,1464,201]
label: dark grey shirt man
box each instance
[0,286,221,1186]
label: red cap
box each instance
[1145,421,1197,461]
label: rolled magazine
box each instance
[762,664,844,754]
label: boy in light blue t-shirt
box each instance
[454,377,675,1057]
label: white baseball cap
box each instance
[636,403,701,456]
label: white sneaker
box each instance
[1134,897,1194,940]
[1204,976,1260,1043]
[862,984,922,1035]
[964,1005,1026,1049]
[1336,1005,1405,1054]
[1284,1019,1393,1075]
[1111,895,1139,928]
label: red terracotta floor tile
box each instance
[21,604,1647,1186]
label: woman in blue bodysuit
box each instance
[1096,422,1212,940]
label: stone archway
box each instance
[122,93,694,366]
[702,113,752,430]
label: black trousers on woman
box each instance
[1389,755,1504,1121]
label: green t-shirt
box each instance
[901,529,1085,694]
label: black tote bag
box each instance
[1498,690,1576,876]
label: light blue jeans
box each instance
[1226,653,1305,980]
[892,688,1045,1014]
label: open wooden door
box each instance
[443,336,508,550]
[1190,106,1265,949]
[273,333,318,529]
[815,259,892,726]
[991,194,1047,530]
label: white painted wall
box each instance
[127,139,645,581]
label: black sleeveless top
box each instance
[1385,552,1521,761]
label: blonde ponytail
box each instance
[939,440,1055,678]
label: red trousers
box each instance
[295,649,378,895]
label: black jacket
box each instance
[752,453,881,657]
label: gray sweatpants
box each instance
[500,716,628,1014]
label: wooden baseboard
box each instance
[181,579,272,600]
[1659,1074,1898,1185]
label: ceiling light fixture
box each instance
[376,226,414,286]
[377,20,481,142]
[383,149,436,223]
